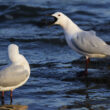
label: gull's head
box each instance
[8,44,19,63]
[48,12,67,26]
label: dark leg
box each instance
[1,91,4,105]
[84,57,90,76]
[10,90,13,104]
[77,56,90,77]
[2,91,4,98]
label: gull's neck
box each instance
[9,54,30,74]
[61,16,82,36]
[19,55,30,74]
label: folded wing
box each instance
[0,64,29,87]
[71,30,110,55]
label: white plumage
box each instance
[0,44,30,91]
[51,12,110,75]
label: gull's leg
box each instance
[85,56,90,75]
[1,91,4,105]
[77,56,90,77]
[10,90,13,104]
[1,91,4,99]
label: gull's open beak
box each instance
[44,15,57,25]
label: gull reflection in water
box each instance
[58,76,109,110]
[0,95,28,110]
[0,104,28,110]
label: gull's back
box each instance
[71,30,110,57]
[0,64,29,88]
[0,44,30,91]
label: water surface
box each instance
[0,0,110,110]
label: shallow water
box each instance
[0,0,110,110]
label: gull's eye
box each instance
[58,14,61,16]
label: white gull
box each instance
[0,44,30,102]
[50,12,110,75]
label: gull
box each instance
[0,44,30,103]
[48,12,110,76]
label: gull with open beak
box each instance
[47,12,110,76]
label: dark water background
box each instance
[0,0,110,110]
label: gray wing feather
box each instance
[71,30,110,55]
[0,64,28,87]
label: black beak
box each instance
[36,15,58,27]
[44,15,57,25]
